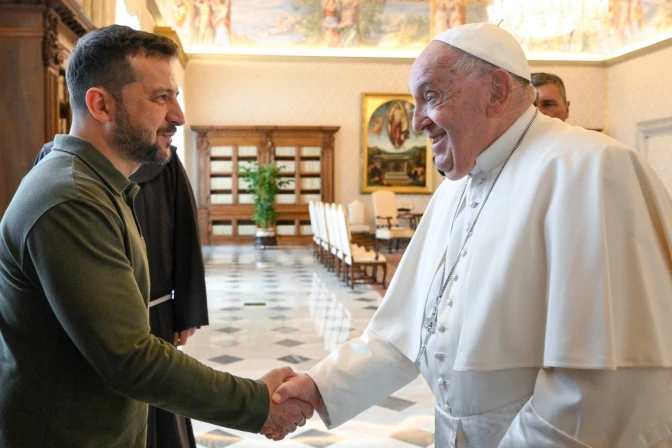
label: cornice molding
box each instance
[153,26,188,68]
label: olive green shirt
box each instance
[0,135,268,447]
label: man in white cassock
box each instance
[268,23,672,447]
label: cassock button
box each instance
[444,404,452,412]
[438,324,446,332]
[453,274,459,282]
[470,201,479,208]
[447,300,454,308]
[438,378,445,385]
[461,249,467,257]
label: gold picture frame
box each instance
[361,93,433,194]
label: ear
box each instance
[486,69,513,115]
[565,99,571,117]
[84,87,115,124]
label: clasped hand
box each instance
[258,367,323,441]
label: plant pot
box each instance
[255,228,277,249]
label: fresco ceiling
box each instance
[163,0,672,60]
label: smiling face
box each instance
[113,55,184,165]
[409,42,491,181]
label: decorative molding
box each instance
[0,28,43,38]
[196,131,210,152]
[50,0,96,36]
[42,9,62,67]
[636,117,672,159]
[606,36,672,67]
[153,26,188,68]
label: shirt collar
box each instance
[53,134,135,197]
[471,105,537,175]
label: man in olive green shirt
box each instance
[0,25,310,446]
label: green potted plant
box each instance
[237,161,291,248]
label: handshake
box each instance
[258,367,323,441]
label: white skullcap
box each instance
[432,23,531,81]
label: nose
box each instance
[168,99,185,127]
[412,104,429,133]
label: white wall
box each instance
[607,44,672,195]
[528,63,607,131]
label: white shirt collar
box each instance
[471,105,537,176]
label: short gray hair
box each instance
[449,46,536,106]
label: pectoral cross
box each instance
[416,303,439,362]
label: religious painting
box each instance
[361,93,433,194]
[358,1,431,50]
[432,0,466,35]
[166,0,232,48]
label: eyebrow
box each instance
[148,88,179,97]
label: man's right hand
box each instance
[259,367,314,441]
[271,373,323,409]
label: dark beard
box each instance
[112,104,173,165]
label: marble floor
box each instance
[181,245,434,448]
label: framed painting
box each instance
[361,93,433,194]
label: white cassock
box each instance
[308,106,672,447]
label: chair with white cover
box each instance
[308,201,321,258]
[372,190,414,252]
[326,203,343,276]
[336,204,387,289]
[316,202,331,267]
[347,200,371,245]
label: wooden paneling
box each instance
[193,126,339,245]
[0,1,94,217]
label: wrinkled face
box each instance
[113,56,184,165]
[534,83,569,121]
[409,42,489,181]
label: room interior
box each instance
[1,1,671,447]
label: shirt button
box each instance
[447,299,454,307]
[461,249,467,257]
[434,352,444,359]
[444,404,452,412]
[453,274,459,282]
[477,177,484,185]
[470,201,478,208]
[438,324,446,332]
[438,378,445,385]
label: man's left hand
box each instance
[174,327,196,346]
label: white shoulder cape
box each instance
[369,115,672,370]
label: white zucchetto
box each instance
[433,23,531,81]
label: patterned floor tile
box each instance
[291,428,343,447]
[269,306,291,312]
[195,428,242,447]
[272,326,299,334]
[274,338,305,347]
[389,427,434,447]
[209,354,243,366]
[187,246,434,446]
[214,340,239,349]
[277,354,311,364]
[376,396,416,412]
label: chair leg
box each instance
[396,239,400,252]
[388,239,392,253]
[382,263,387,289]
[350,265,355,289]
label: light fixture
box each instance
[492,0,610,41]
